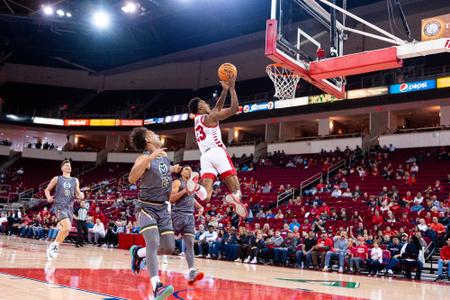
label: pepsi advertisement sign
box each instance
[389,80,436,94]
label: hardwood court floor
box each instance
[0,236,449,300]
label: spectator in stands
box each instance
[243,231,265,264]
[273,231,298,266]
[356,167,366,181]
[414,192,424,204]
[385,236,404,275]
[323,231,348,273]
[410,162,419,174]
[296,231,316,268]
[372,210,383,226]
[410,200,424,213]
[90,218,106,245]
[261,230,284,264]
[367,241,383,276]
[435,237,450,281]
[104,221,119,248]
[349,237,369,274]
[342,188,352,198]
[400,235,424,280]
[262,182,272,194]
[331,186,342,198]
[289,219,300,232]
[236,227,252,262]
[339,178,348,189]
[429,217,447,244]
[385,211,397,224]
[310,232,333,269]
[198,225,218,258]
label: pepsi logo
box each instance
[399,83,408,92]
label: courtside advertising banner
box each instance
[243,101,274,113]
[64,119,90,126]
[33,117,64,126]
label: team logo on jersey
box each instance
[63,182,72,189]
[158,162,168,175]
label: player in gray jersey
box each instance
[170,166,205,284]
[128,127,181,300]
[44,160,84,260]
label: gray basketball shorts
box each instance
[54,207,73,223]
[172,212,196,237]
[137,202,174,236]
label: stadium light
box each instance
[91,10,111,29]
[42,5,54,16]
[121,2,138,14]
[56,9,65,17]
[66,12,72,18]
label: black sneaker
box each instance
[154,282,174,300]
[129,245,144,274]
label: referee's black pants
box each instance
[76,220,88,246]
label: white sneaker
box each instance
[46,243,58,260]
[350,268,354,273]
[196,254,202,257]
[244,256,251,263]
[225,192,248,218]
[186,172,200,194]
[162,255,168,264]
[178,252,185,256]
[387,269,393,275]
[339,267,343,273]
[206,254,211,259]
[234,258,241,262]
[250,257,257,264]
[322,266,330,272]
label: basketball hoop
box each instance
[266,64,301,100]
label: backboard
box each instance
[265,0,450,99]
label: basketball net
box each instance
[266,64,301,100]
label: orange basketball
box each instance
[218,63,237,81]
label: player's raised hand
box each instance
[172,164,182,173]
[150,148,167,160]
[220,80,230,91]
[227,73,237,89]
[47,196,54,203]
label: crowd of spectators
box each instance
[0,145,449,281]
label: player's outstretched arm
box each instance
[212,83,229,112]
[207,75,238,122]
[44,176,58,202]
[169,179,187,203]
[128,149,166,184]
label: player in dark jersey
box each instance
[171,166,205,283]
[44,160,84,260]
[128,127,181,300]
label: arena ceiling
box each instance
[0,0,408,72]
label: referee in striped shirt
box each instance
[75,201,88,247]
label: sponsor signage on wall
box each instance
[243,101,274,113]
[64,119,90,126]
[116,119,143,126]
[89,119,117,126]
[421,13,450,41]
[274,97,308,109]
[389,79,436,94]
[33,117,64,126]
[308,94,343,104]
[346,86,389,99]
[437,76,450,88]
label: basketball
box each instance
[218,63,237,81]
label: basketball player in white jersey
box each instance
[187,74,248,218]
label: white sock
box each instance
[137,247,146,258]
[151,275,161,291]
[195,185,207,201]
[188,267,196,273]
[53,242,60,247]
